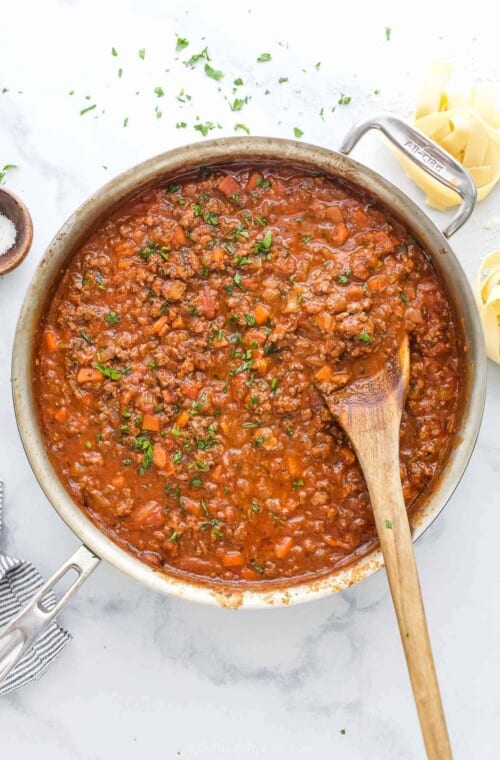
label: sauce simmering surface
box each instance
[35,167,462,586]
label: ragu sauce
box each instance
[34,166,463,586]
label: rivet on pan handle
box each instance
[339,113,477,238]
[0,545,100,686]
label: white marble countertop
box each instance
[1,2,499,758]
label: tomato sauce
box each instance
[35,166,463,585]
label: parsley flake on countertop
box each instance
[176,37,189,52]
[338,93,351,105]
[257,52,272,62]
[293,127,304,138]
[138,48,146,60]
[80,104,96,116]
[184,47,210,68]
[234,123,250,134]
[204,63,224,81]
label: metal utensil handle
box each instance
[0,544,100,685]
[338,113,477,238]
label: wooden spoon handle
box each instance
[359,429,452,759]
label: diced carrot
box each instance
[246,172,262,192]
[77,368,103,384]
[315,313,335,332]
[142,414,160,432]
[254,303,270,325]
[346,284,365,301]
[208,247,225,267]
[325,205,344,223]
[368,275,389,291]
[253,357,269,374]
[176,410,189,428]
[150,315,168,334]
[111,474,125,488]
[44,331,58,351]
[182,497,201,515]
[286,456,302,477]
[240,566,260,581]
[172,315,184,329]
[174,225,188,246]
[220,419,231,435]
[222,551,245,568]
[331,222,349,245]
[211,464,222,482]
[218,175,241,196]
[340,446,356,465]
[178,556,212,574]
[315,365,333,383]
[117,260,132,269]
[152,444,167,468]
[274,536,293,559]
[54,407,68,422]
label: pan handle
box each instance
[338,113,477,238]
[0,544,100,686]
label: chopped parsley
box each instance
[293,127,304,138]
[96,363,128,380]
[135,435,154,474]
[399,291,409,305]
[138,48,146,60]
[385,27,391,41]
[254,229,273,255]
[169,531,181,542]
[105,311,120,324]
[154,86,165,98]
[111,47,118,57]
[270,377,279,393]
[385,520,393,529]
[251,560,265,574]
[234,77,244,86]
[139,240,169,261]
[257,53,272,62]
[278,77,288,83]
[251,499,261,512]
[204,210,218,225]
[81,331,93,345]
[359,332,372,344]
[292,479,305,490]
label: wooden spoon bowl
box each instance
[0,187,33,276]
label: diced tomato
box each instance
[218,175,241,196]
[246,172,262,191]
[198,288,217,319]
[142,414,160,432]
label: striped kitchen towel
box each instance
[0,480,70,695]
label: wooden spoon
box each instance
[319,335,452,759]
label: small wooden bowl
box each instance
[0,187,33,275]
